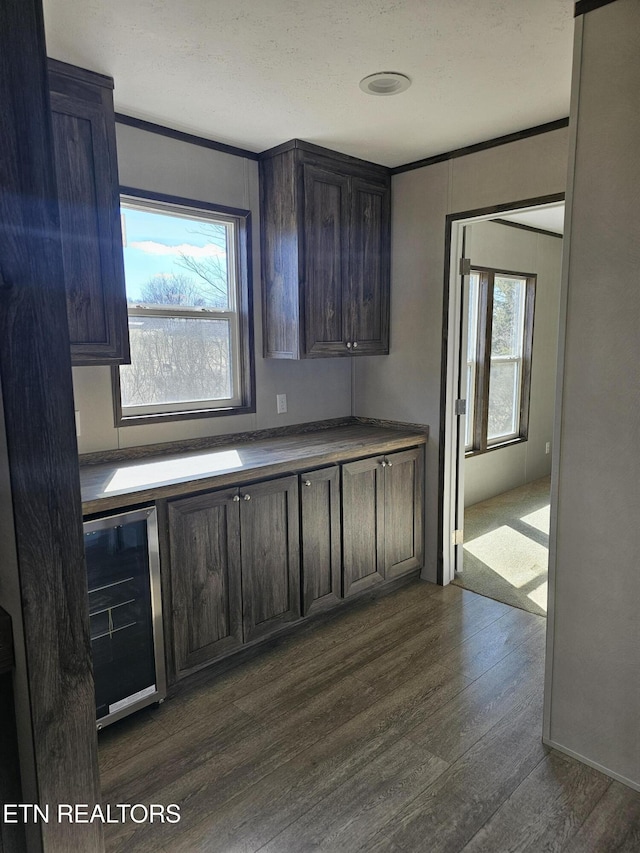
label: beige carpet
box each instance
[452,476,551,616]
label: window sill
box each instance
[115,403,256,428]
[465,436,528,458]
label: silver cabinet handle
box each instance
[381,459,387,467]
[232,495,240,502]
[387,459,393,467]
[304,480,311,487]
[346,341,352,349]
[353,341,358,348]
[243,494,251,501]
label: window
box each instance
[114,190,254,425]
[465,267,535,454]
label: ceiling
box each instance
[498,205,565,235]
[42,0,575,168]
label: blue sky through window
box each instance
[120,205,228,304]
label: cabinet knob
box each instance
[232,495,240,502]
[387,459,393,467]
[304,479,311,487]
[243,494,251,501]
[346,341,352,349]
[380,459,387,468]
[353,341,358,349]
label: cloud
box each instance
[130,240,225,258]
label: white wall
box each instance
[544,0,640,790]
[464,220,563,507]
[72,124,352,453]
[354,127,569,581]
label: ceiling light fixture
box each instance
[359,71,411,96]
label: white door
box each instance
[442,221,471,583]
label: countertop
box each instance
[80,423,427,515]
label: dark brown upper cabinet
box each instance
[48,59,130,365]
[260,140,390,358]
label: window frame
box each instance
[465,266,536,457]
[112,186,255,427]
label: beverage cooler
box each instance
[83,506,166,729]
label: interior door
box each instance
[454,227,472,575]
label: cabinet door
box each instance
[348,177,390,355]
[168,489,243,676]
[49,61,130,365]
[342,456,385,596]
[300,466,342,615]
[303,164,351,356]
[241,476,301,642]
[383,447,425,579]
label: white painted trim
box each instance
[543,738,640,792]
[543,16,583,745]
[442,223,466,584]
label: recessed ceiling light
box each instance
[359,72,411,96]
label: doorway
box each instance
[441,199,564,616]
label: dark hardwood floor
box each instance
[98,581,640,852]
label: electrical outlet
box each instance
[276,393,287,414]
[545,441,551,454]
[75,410,82,437]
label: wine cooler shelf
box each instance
[83,507,166,728]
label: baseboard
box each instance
[543,737,640,792]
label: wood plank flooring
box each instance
[98,580,640,852]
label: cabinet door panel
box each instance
[348,178,390,354]
[168,489,242,675]
[241,476,300,641]
[300,466,342,614]
[342,457,385,596]
[49,66,129,365]
[51,107,108,343]
[384,447,424,579]
[260,149,301,358]
[303,165,350,356]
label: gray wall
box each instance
[353,128,569,582]
[544,0,640,790]
[464,220,563,507]
[72,124,353,453]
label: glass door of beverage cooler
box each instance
[83,506,166,728]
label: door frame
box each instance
[439,193,565,585]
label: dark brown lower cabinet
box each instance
[300,466,342,614]
[383,447,424,579]
[166,446,423,679]
[343,447,424,596]
[240,476,301,642]
[342,456,385,596]
[168,488,243,675]
[168,475,301,677]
